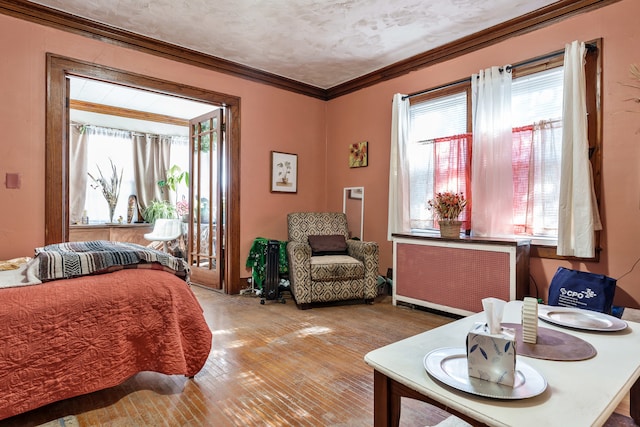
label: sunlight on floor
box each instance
[296,326,332,337]
[226,339,249,349]
[211,328,234,336]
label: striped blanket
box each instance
[34,240,189,282]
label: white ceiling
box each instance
[69,76,216,136]
[31,0,560,89]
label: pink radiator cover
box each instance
[396,243,511,313]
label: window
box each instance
[84,127,136,223]
[81,125,189,223]
[406,45,601,249]
[409,90,470,230]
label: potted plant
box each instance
[157,165,189,205]
[428,191,467,238]
[143,200,176,224]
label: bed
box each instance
[0,241,213,420]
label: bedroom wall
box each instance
[326,0,640,308]
[0,12,327,277]
[2,2,638,308]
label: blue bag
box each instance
[548,267,616,314]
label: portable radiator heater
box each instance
[260,240,286,304]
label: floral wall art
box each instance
[271,151,298,193]
[349,141,368,168]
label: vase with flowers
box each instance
[428,191,467,238]
[88,158,123,224]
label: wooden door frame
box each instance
[45,53,242,294]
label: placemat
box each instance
[502,323,596,361]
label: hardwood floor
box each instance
[0,286,633,426]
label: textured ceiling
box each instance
[29,0,559,89]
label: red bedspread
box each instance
[0,268,212,420]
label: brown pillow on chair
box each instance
[308,234,348,256]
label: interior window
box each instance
[81,125,189,224]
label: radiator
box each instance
[393,236,530,316]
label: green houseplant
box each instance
[143,200,176,224]
[157,165,189,205]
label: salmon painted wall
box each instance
[2,2,639,305]
[0,13,327,278]
[326,0,640,308]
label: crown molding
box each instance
[0,0,328,100]
[326,0,621,99]
[0,0,621,101]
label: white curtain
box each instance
[557,40,602,257]
[526,120,563,236]
[471,66,514,236]
[69,124,88,224]
[387,94,411,240]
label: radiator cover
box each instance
[393,236,530,316]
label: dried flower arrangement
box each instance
[88,158,123,223]
[428,191,467,221]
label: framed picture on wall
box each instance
[271,151,298,193]
[349,141,368,168]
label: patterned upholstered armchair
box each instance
[286,212,379,309]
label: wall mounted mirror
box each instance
[343,187,364,240]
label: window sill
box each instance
[408,230,599,262]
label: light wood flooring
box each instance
[0,286,634,427]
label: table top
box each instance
[365,301,640,427]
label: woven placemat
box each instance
[502,323,596,361]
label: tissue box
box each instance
[466,322,516,386]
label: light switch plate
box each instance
[6,173,20,189]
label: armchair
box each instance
[286,212,379,309]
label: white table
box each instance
[365,301,640,427]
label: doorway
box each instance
[45,54,242,293]
[68,76,223,290]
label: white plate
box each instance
[538,305,627,332]
[424,347,547,400]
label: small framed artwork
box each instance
[271,151,298,193]
[349,141,368,168]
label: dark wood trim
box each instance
[46,53,242,294]
[70,99,189,127]
[1,0,621,101]
[225,101,241,294]
[326,0,620,99]
[1,0,326,100]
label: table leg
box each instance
[631,377,640,425]
[373,370,400,427]
[372,369,486,427]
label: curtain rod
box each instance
[71,121,188,140]
[402,43,596,101]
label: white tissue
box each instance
[482,297,507,334]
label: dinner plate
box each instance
[538,305,627,332]
[424,347,547,400]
